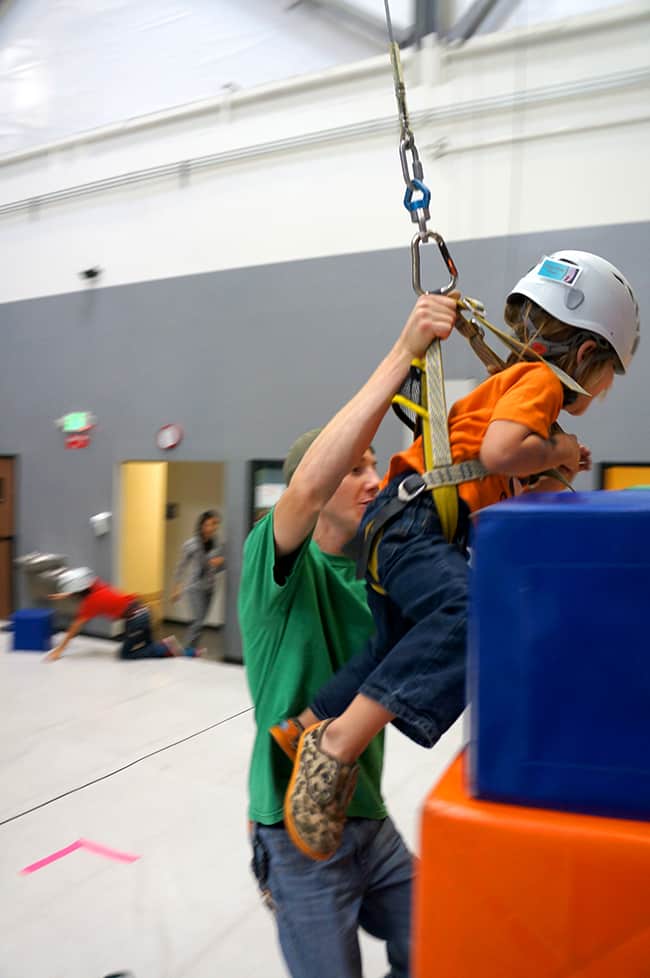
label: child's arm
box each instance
[44,616,87,661]
[525,442,592,492]
[480,420,581,479]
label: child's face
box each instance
[564,361,615,416]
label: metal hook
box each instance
[411,231,458,295]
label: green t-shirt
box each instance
[238,509,387,824]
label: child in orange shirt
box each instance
[280,250,640,861]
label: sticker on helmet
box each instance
[537,258,581,286]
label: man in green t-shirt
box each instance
[238,293,457,978]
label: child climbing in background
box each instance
[279,250,640,861]
[45,567,200,661]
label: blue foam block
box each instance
[12,608,54,652]
[468,491,650,820]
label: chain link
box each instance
[386,31,457,296]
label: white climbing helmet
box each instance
[58,567,96,593]
[507,250,640,374]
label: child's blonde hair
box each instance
[504,296,619,395]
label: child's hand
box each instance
[44,647,63,662]
[553,432,581,473]
[578,443,592,472]
[556,442,592,483]
[400,293,459,360]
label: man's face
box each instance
[321,449,380,538]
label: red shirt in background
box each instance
[78,580,138,621]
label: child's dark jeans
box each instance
[311,473,470,748]
[120,605,169,660]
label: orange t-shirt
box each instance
[381,361,564,513]
[78,580,138,621]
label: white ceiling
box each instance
[0,0,634,155]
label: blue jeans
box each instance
[250,817,413,978]
[312,475,470,748]
[120,607,169,660]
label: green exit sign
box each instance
[61,412,95,432]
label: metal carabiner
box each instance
[411,230,459,296]
[399,136,424,187]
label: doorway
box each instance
[118,460,226,658]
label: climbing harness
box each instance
[359,5,580,588]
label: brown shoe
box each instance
[269,716,304,762]
[284,720,359,862]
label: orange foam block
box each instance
[413,752,650,978]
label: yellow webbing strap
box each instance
[423,340,459,542]
[393,351,459,544]
[362,459,487,593]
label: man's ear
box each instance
[576,339,597,364]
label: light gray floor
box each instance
[0,626,465,978]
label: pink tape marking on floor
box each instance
[78,838,140,863]
[20,840,82,874]
[20,838,141,874]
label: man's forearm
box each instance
[273,294,458,555]
[292,342,413,507]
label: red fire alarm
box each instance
[65,434,91,450]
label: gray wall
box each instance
[1,221,648,660]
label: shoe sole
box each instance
[283,721,333,862]
[269,725,297,763]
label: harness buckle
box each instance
[398,474,426,503]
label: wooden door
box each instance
[0,458,15,617]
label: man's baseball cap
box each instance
[282,428,323,486]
